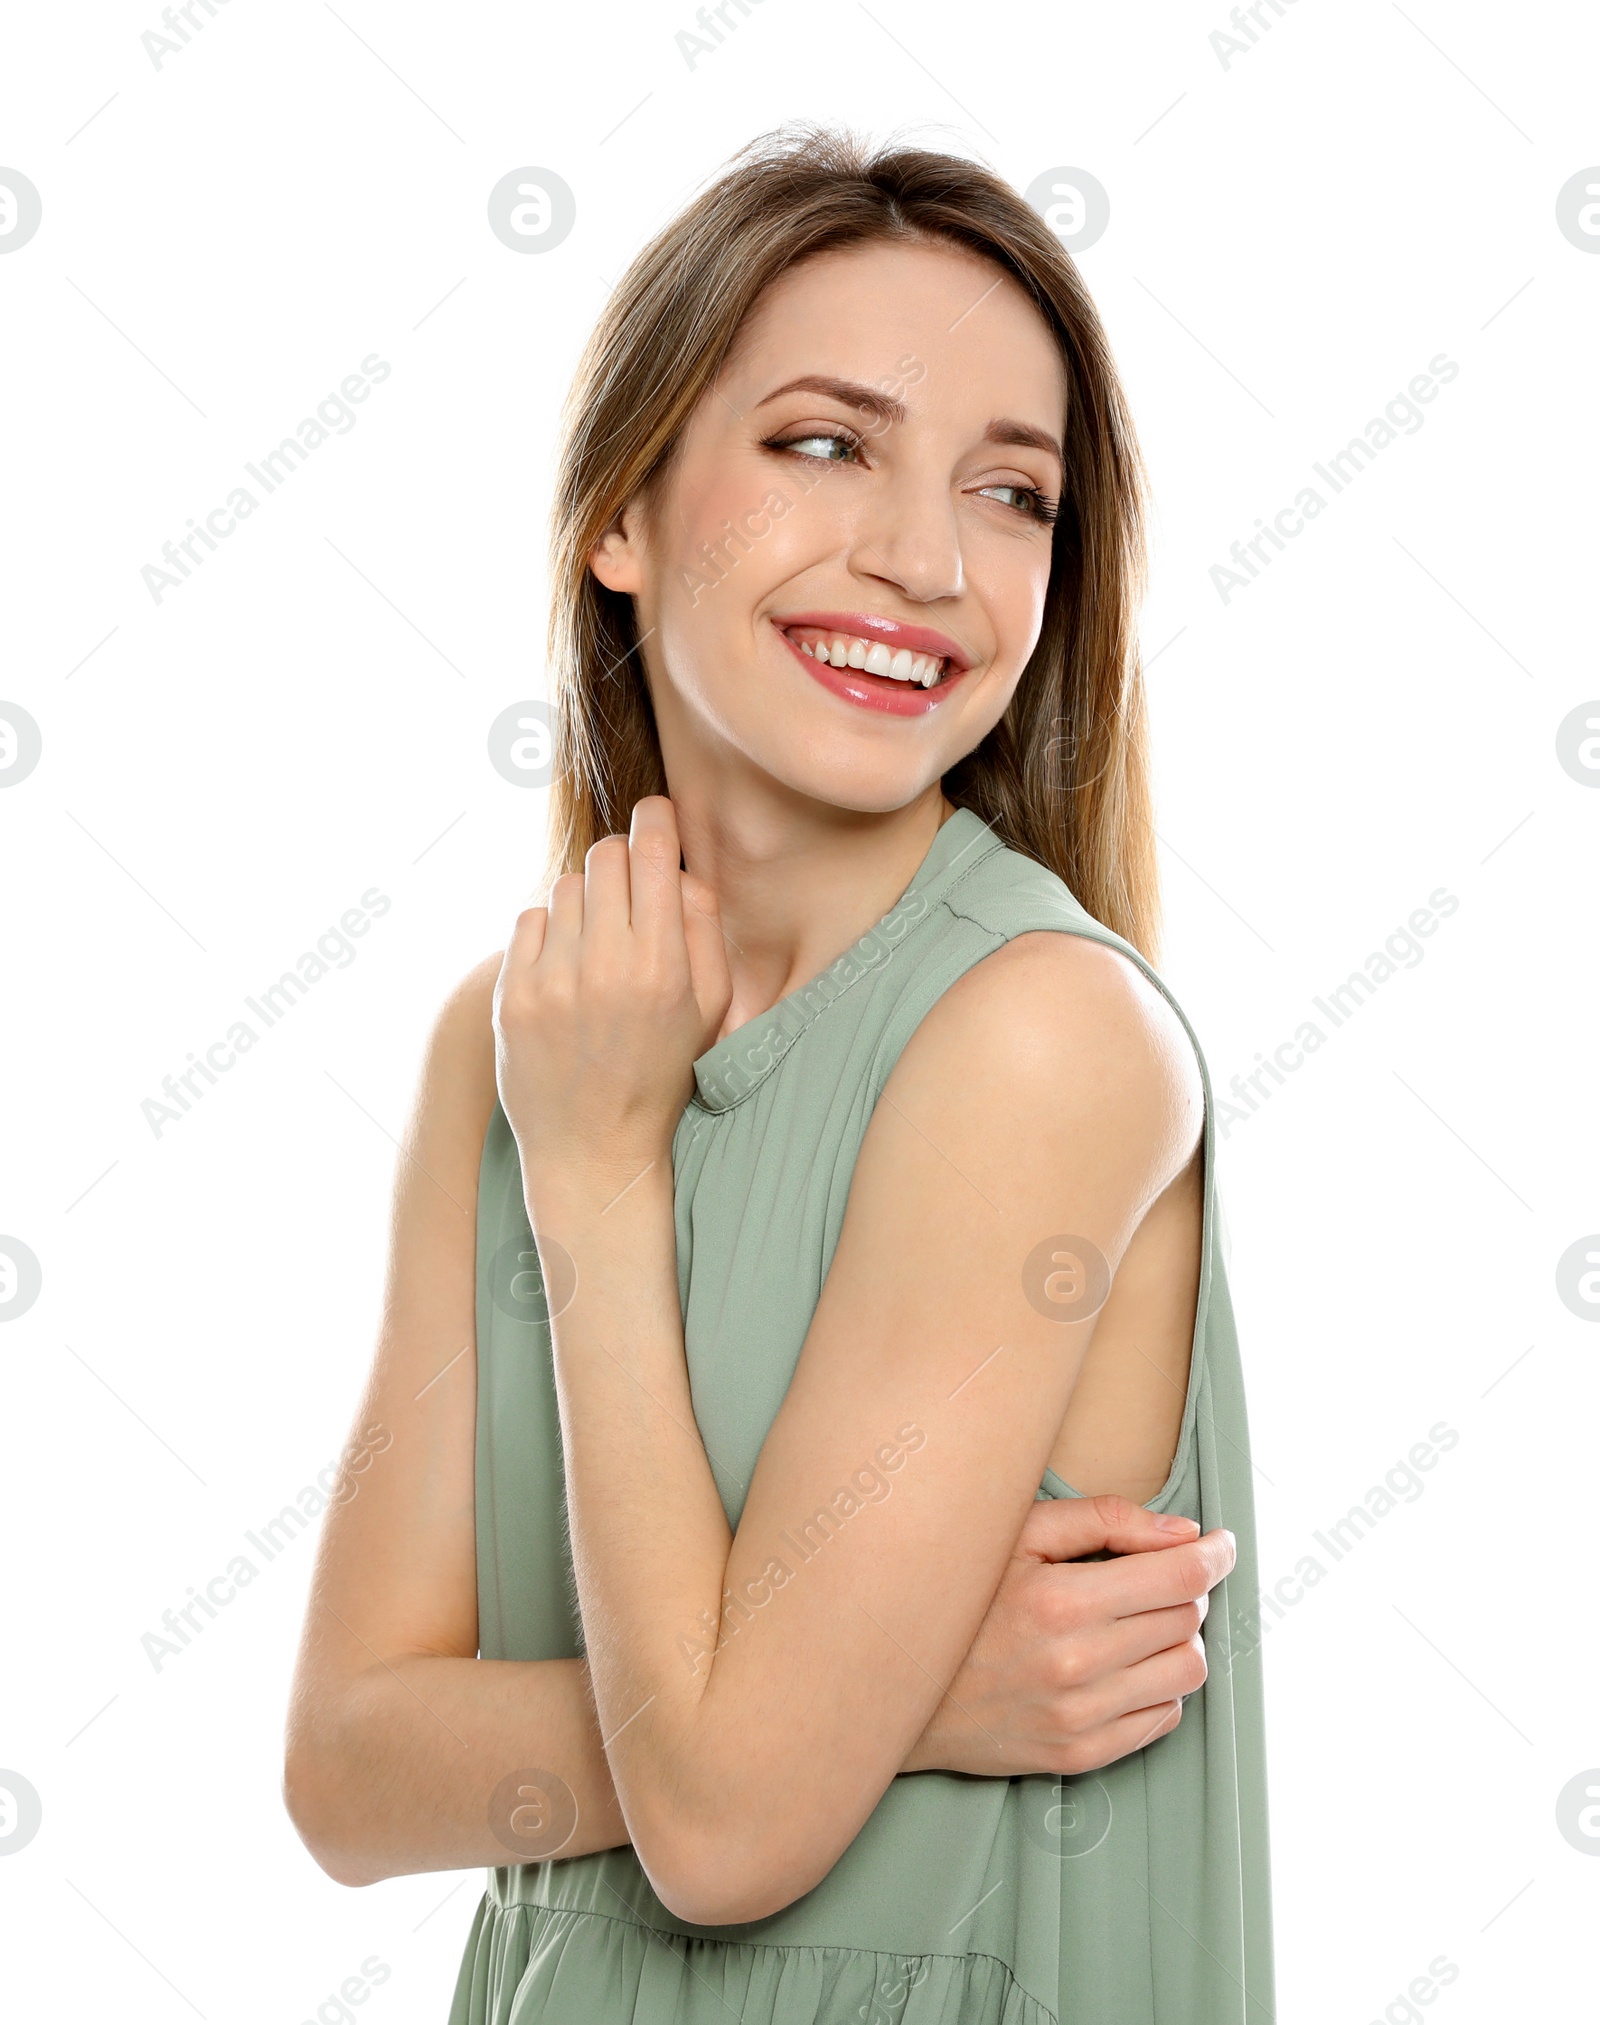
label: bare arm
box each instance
[283,949,1224,1889]
[493,805,1209,1927]
[284,955,631,1884]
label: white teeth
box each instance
[788,627,948,687]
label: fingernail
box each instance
[1156,1514,1199,1534]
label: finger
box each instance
[1095,1599,1209,1673]
[1107,1636,1209,1717]
[627,796,684,942]
[1018,1493,1201,1564]
[1068,1699,1185,1770]
[541,871,585,956]
[583,833,633,951]
[1054,1640,1207,1741]
[502,904,549,974]
[1053,1527,1235,1621]
[681,871,733,1029]
[1106,1529,1236,1619]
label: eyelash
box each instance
[761,428,1060,528]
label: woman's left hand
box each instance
[493,796,731,1197]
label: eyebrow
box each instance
[753,373,1065,477]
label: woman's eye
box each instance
[978,480,1060,526]
[766,432,1057,525]
[773,431,858,462]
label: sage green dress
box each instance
[451,805,1275,2024]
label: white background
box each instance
[2,1,1596,2019]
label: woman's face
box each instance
[589,234,1069,817]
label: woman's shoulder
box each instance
[405,950,505,1174]
[892,919,1205,1199]
[937,825,1203,1110]
[431,947,502,1071]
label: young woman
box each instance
[285,126,1273,2024]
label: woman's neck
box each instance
[670,788,956,1047]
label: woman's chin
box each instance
[743,747,944,818]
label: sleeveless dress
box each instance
[450,805,1275,2025]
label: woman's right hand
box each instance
[902,1495,1236,1777]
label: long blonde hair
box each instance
[544,122,1161,963]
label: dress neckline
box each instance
[690,806,1001,1114]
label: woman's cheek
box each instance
[680,478,802,580]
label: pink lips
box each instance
[769,613,973,718]
[772,610,972,673]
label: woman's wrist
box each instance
[516,1135,675,1229]
[900,1695,1008,1778]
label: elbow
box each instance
[281,1745,387,1891]
[652,1863,801,1930]
[282,1671,402,1889]
[640,1815,821,1928]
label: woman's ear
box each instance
[588,498,647,594]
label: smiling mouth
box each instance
[779,624,953,690]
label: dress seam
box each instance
[478,1893,1059,2019]
[688,835,1007,1117]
